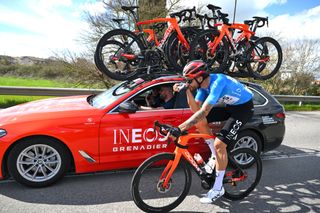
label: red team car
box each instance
[0,75,285,187]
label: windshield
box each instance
[91,78,145,109]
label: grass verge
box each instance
[0,77,78,108]
[284,104,320,111]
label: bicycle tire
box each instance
[189,29,229,73]
[246,37,282,80]
[94,29,146,81]
[223,148,262,200]
[165,27,200,71]
[131,153,192,213]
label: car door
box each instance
[99,83,184,170]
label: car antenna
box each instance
[233,0,237,24]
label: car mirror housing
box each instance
[118,101,139,113]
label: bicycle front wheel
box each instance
[246,37,282,80]
[131,153,192,213]
[94,29,146,81]
[223,148,262,200]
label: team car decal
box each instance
[112,127,168,152]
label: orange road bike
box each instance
[94,6,198,81]
[190,8,282,80]
[131,121,262,212]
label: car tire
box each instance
[228,130,262,167]
[7,137,70,187]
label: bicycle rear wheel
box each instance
[165,27,200,71]
[131,153,192,213]
[94,29,146,81]
[223,148,262,200]
[246,37,282,80]
[189,29,229,73]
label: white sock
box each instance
[205,139,216,158]
[213,170,225,191]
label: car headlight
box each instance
[0,129,7,138]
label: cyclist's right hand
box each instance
[173,83,186,92]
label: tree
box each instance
[82,0,182,47]
[71,0,182,86]
[258,39,320,95]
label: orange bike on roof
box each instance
[131,121,262,213]
[136,17,190,50]
[94,5,198,81]
[189,5,282,80]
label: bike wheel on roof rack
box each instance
[246,36,282,80]
[94,29,146,81]
[189,28,230,74]
[165,27,200,72]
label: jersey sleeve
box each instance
[204,75,226,105]
[195,88,207,103]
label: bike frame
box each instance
[208,23,255,55]
[136,18,190,49]
[159,133,247,188]
[133,29,160,46]
[160,133,215,188]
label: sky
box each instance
[0,0,319,58]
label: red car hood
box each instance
[0,95,97,125]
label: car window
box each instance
[249,87,267,106]
[117,83,176,111]
[91,78,145,109]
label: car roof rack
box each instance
[133,72,183,81]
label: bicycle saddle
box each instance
[112,18,125,23]
[217,11,228,19]
[121,6,139,12]
[207,4,222,11]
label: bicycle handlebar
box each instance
[154,121,189,149]
[207,4,221,15]
[253,16,269,27]
[170,7,196,23]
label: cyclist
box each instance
[172,60,254,204]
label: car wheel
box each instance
[7,137,70,187]
[229,131,262,167]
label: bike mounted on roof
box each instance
[94,4,282,81]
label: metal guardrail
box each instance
[0,86,104,96]
[0,86,319,103]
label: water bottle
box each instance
[204,156,216,174]
[194,153,205,168]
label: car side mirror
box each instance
[118,101,139,113]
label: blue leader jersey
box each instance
[195,74,253,106]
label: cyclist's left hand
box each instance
[170,126,182,138]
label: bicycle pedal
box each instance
[201,180,211,190]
